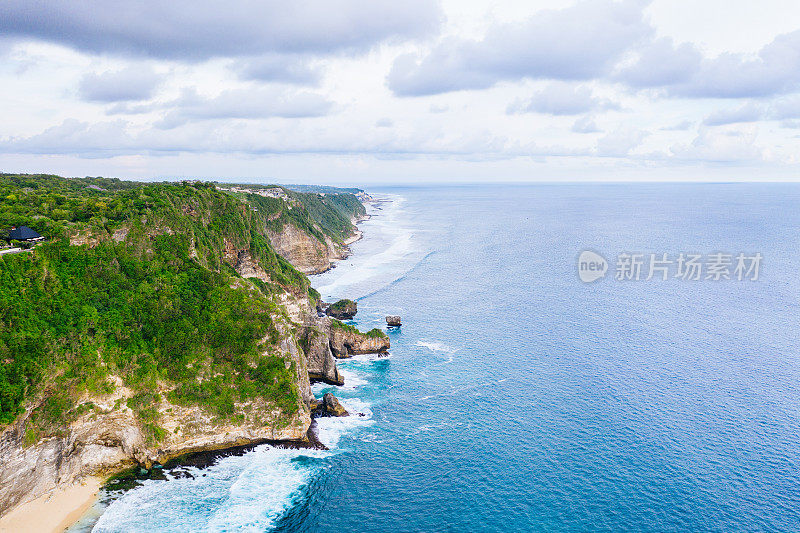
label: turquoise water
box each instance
[88,184,800,531]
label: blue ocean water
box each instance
[85,184,800,532]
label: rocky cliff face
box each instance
[267,223,347,275]
[0,253,390,517]
[300,320,344,386]
[0,283,315,517]
[301,316,391,380]
[0,367,311,516]
[327,319,391,358]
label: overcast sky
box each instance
[2,0,800,184]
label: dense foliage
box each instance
[295,192,365,243]
[0,173,364,440]
[213,183,365,245]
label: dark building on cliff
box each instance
[8,226,43,242]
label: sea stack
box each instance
[386,315,402,327]
[325,299,357,320]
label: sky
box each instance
[2,0,800,184]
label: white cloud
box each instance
[79,66,164,102]
[154,87,333,129]
[660,120,693,131]
[670,126,764,162]
[596,127,648,157]
[507,83,619,115]
[620,30,800,98]
[0,1,442,60]
[387,0,651,96]
[2,0,800,180]
[232,55,323,85]
[614,37,701,87]
[703,103,763,126]
[572,115,601,133]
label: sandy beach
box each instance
[0,477,102,533]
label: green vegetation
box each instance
[294,193,365,243]
[0,173,369,440]
[330,319,388,339]
[328,299,356,314]
[214,183,365,245]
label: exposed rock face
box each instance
[311,394,349,418]
[267,223,346,275]
[329,325,390,359]
[301,322,344,386]
[0,380,310,516]
[386,316,402,327]
[325,299,357,320]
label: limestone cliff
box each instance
[300,321,344,386]
[267,223,347,275]
[329,321,391,358]
[308,317,390,360]
[0,334,312,516]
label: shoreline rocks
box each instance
[310,393,349,418]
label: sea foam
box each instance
[92,446,327,533]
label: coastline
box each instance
[0,476,102,533]
[7,198,376,531]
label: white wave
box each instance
[312,194,427,300]
[314,397,374,450]
[415,341,455,353]
[348,352,392,364]
[92,446,327,533]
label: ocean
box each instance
[80,184,800,532]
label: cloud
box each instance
[769,95,800,119]
[572,115,601,133]
[614,37,701,88]
[702,103,763,126]
[0,0,441,60]
[507,83,619,115]
[619,31,800,98]
[660,120,693,131]
[2,119,136,155]
[232,55,322,85]
[0,116,589,161]
[375,118,394,128]
[670,127,763,162]
[429,103,449,113]
[78,66,164,102]
[595,127,648,156]
[154,87,333,128]
[387,0,651,96]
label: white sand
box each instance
[0,477,102,533]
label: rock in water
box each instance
[326,299,357,320]
[312,393,349,417]
[386,315,402,327]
